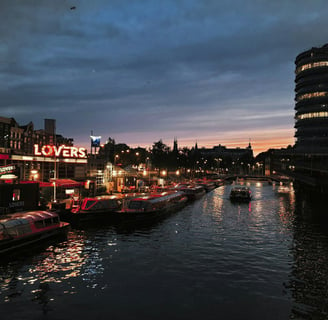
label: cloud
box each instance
[0,0,326,154]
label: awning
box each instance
[48,179,84,188]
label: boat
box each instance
[179,185,206,201]
[229,186,252,202]
[116,191,188,222]
[0,211,70,255]
[63,194,139,225]
[195,180,217,192]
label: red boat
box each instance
[0,211,70,255]
[71,195,124,215]
[65,194,142,225]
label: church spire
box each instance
[248,138,252,149]
[173,137,178,152]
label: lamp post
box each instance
[161,169,167,186]
[53,181,56,203]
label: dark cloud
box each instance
[0,0,326,153]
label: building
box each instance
[295,43,328,152]
[294,44,328,190]
[199,143,254,174]
[0,117,87,182]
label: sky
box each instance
[1,0,327,156]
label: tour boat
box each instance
[65,194,125,225]
[65,194,146,225]
[0,211,70,255]
[195,180,217,192]
[229,186,252,202]
[71,195,124,214]
[179,185,206,201]
[117,191,188,222]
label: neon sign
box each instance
[0,165,16,176]
[34,145,87,159]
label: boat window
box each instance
[52,216,59,224]
[45,218,53,226]
[2,220,31,236]
[102,199,120,209]
[84,200,96,210]
[128,201,147,210]
[92,201,103,210]
[35,220,45,229]
[16,224,32,235]
[5,227,18,237]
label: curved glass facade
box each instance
[295,61,328,74]
[295,44,328,152]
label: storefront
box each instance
[0,144,88,182]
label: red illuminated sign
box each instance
[34,145,87,158]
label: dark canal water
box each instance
[1,182,328,320]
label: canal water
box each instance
[1,182,328,320]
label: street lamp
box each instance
[114,154,119,165]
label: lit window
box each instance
[296,91,328,102]
[296,111,328,120]
[12,189,20,201]
[296,61,328,74]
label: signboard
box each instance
[34,144,87,159]
[90,136,101,147]
[0,165,16,176]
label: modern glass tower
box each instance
[294,44,328,191]
[295,44,328,152]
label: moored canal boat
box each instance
[116,191,188,222]
[179,185,206,201]
[63,194,141,226]
[0,211,70,255]
[195,180,217,192]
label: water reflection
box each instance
[1,183,328,320]
[276,184,295,228]
[0,230,95,304]
[29,230,88,283]
[288,191,328,320]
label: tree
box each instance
[98,137,115,162]
[151,139,170,172]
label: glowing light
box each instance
[296,111,328,120]
[34,144,87,158]
[296,91,328,102]
[296,61,328,74]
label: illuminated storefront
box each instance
[0,144,87,182]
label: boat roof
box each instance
[0,211,59,224]
[131,191,184,203]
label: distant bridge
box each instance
[222,175,293,183]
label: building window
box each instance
[296,91,328,102]
[12,189,20,201]
[296,111,328,120]
[296,61,328,74]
